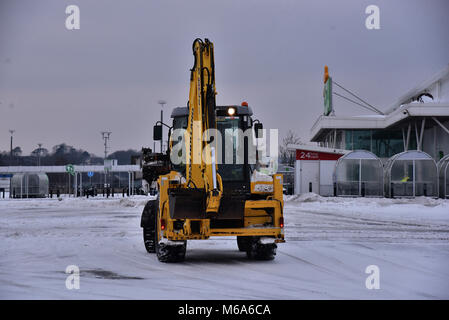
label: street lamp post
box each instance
[157,100,166,153]
[101,131,112,191]
[9,129,14,166]
[8,130,15,198]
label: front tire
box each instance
[237,236,251,252]
[154,201,186,263]
[156,241,187,263]
[246,237,277,260]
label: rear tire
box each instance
[246,237,277,260]
[237,236,251,252]
[154,200,186,263]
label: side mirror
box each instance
[153,125,162,141]
[254,123,263,138]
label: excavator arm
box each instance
[185,38,223,214]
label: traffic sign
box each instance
[87,171,94,178]
[65,164,75,176]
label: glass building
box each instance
[310,65,449,162]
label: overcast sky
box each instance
[1,0,448,156]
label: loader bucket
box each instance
[168,188,206,219]
[217,194,246,219]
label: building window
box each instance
[343,129,416,158]
[371,130,402,158]
[352,130,372,151]
[336,130,343,149]
[345,130,353,150]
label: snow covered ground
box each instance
[1,194,448,299]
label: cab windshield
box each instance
[170,114,253,182]
[216,116,245,182]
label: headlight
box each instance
[227,107,236,116]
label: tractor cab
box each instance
[166,103,262,195]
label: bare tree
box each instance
[280,130,303,166]
[12,146,22,157]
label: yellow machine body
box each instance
[156,171,284,243]
[146,39,285,262]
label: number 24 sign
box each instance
[299,151,319,160]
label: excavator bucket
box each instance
[168,188,206,219]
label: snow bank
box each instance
[0,195,156,211]
[285,193,449,224]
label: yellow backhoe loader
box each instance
[140,38,284,262]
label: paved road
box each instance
[1,199,448,299]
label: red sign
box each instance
[296,149,343,161]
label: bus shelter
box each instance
[334,150,383,197]
[11,173,49,198]
[437,154,449,198]
[384,150,437,198]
